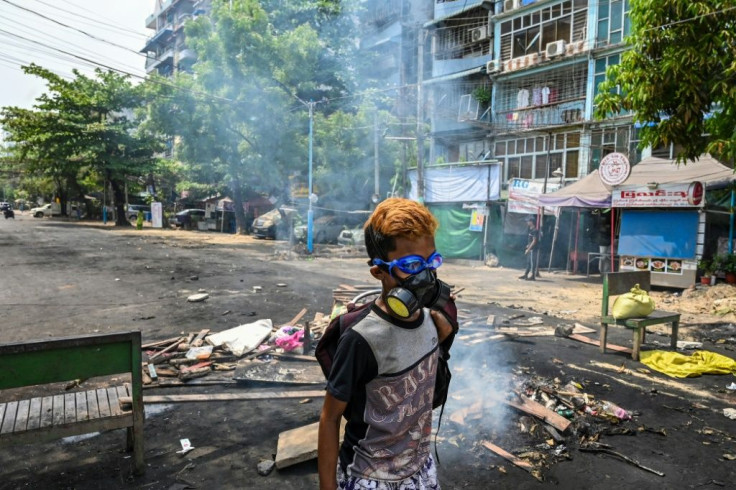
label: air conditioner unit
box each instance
[504,0,519,11]
[470,26,488,43]
[546,40,566,58]
[486,59,501,74]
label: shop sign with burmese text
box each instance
[612,182,704,208]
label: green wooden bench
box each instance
[601,271,680,361]
[0,331,145,475]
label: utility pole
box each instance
[307,100,315,253]
[416,27,425,202]
[374,110,380,204]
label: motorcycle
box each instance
[4,207,14,219]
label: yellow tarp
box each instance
[639,350,736,378]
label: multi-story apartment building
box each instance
[141,0,209,77]
[424,0,637,186]
[417,0,638,262]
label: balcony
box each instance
[140,26,174,53]
[145,13,157,30]
[432,53,491,78]
[145,49,175,72]
[178,48,197,67]
[434,0,490,21]
[494,100,585,132]
[176,12,193,30]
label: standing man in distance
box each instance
[519,216,538,281]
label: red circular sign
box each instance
[688,181,704,206]
[599,152,631,186]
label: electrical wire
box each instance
[0,0,148,58]
[35,0,150,39]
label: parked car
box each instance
[126,204,151,221]
[294,215,346,244]
[252,207,300,240]
[172,208,206,228]
[30,203,56,218]
[337,227,365,248]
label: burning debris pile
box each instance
[440,311,669,482]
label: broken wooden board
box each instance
[119,389,325,406]
[568,334,633,354]
[275,418,346,469]
[233,358,325,385]
[503,395,571,433]
[482,441,542,481]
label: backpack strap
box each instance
[315,301,373,379]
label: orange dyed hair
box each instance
[364,198,438,261]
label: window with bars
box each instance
[433,7,491,60]
[495,131,581,181]
[590,125,633,170]
[499,0,587,61]
[596,0,631,47]
[431,80,492,122]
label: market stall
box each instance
[613,181,704,288]
[538,154,736,282]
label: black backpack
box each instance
[315,299,458,411]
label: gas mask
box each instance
[385,269,452,319]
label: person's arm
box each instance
[430,309,454,344]
[318,393,347,490]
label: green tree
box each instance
[1,64,163,224]
[143,0,369,233]
[594,0,736,162]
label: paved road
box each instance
[1,216,734,489]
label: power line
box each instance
[35,0,150,39]
[1,0,147,58]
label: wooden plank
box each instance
[86,390,100,420]
[75,391,89,421]
[482,441,542,481]
[64,393,76,424]
[96,388,111,418]
[0,403,5,433]
[278,308,308,328]
[190,329,210,348]
[26,397,42,431]
[52,394,65,427]
[149,337,185,361]
[1,401,18,434]
[108,386,124,416]
[568,334,633,354]
[118,390,326,406]
[13,399,30,433]
[504,394,571,433]
[0,333,139,390]
[40,396,54,428]
[142,336,181,349]
[275,418,346,469]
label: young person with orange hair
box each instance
[318,198,457,490]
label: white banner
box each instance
[151,202,163,228]
[612,182,704,208]
[508,178,560,215]
[408,164,500,203]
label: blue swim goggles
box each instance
[373,251,443,276]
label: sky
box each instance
[0,0,154,111]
